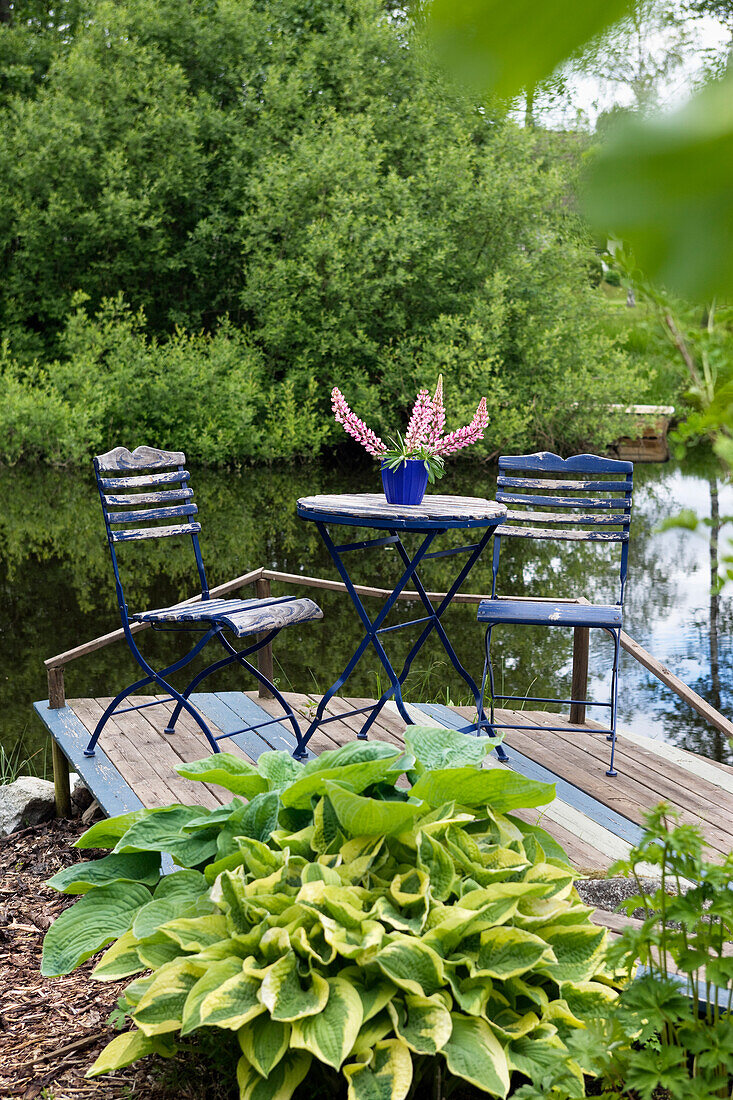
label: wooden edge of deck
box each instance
[33,701,144,817]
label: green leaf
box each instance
[344,1039,413,1100]
[387,994,452,1055]
[238,1014,290,1077]
[47,851,161,894]
[132,957,204,1035]
[160,913,229,952]
[259,951,330,1021]
[410,768,554,813]
[41,881,152,976]
[375,936,444,996]
[290,976,363,1070]
[304,741,400,774]
[114,806,219,866]
[416,832,455,901]
[133,870,208,939]
[540,925,607,983]
[584,75,733,300]
[282,755,405,810]
[425,0,634,99]
[441,1013,510,1098]
[86,1029,176,1077]
[175,753,269,797]
[404,726,492,773]
[256,750,304,790]
[75,809,153,849]
[223,792,281,845]
[237,1051,311,1100]
[325,783,423,836]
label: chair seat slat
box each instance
[108,503,198,524]
[497,492,630,510]
[496,524,629,542]
[110,522,202,542]
[497,476,631,492]
[104,488,194,507]
[504,509,630,527]
[99,470,190,490]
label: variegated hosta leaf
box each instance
[339,835,385,880]
[237,1051,312,1100]
[86,1029,176,1077]
[175,754,269,798]
[132,870,208,939]
[350,1009,394,1057]
[301,861,341,886]
[290,923,337,966]
[137,934,184,970]
[410,768,554,813]
[92,928,145,981]
[325,783,423,837]
[474,926,556,979]
[442,1013,511,1098]
[132,957,205,1035]
[416,832,455,901]
[443,966,493,1017]
[181,957,245,1035]
[296,880,369,930]
[404,726,493,773]
[159,913,229,953]
[198,967,265,1030]
[47,850,161,894]
[387,993,452,1055]
[539,925,607,983]
[238,1014,290,1077]
[303,741,400,774]
[343,1039,413,1100]
[41,881,152,976]
[290,976,363,1070]
[505,815,571,864]
[487,1008,541,1040]
[343,972,398,1024]
[220,793,281,848]
[507,1033,584,1094]
[237,837,285,879]
[321,915,384,960]
[561,980,619,1020]
[312,796,343,854]
[259,951,330,1021]
[270,823,315,859]
[375,936,444,996]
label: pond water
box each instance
[1,454,731,774]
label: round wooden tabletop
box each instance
[296,493,507,530]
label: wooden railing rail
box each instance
[43,568,733,743]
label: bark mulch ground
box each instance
[0,816,235,1100]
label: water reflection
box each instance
[0,455,730,768]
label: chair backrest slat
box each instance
[497,492,629,510]
[111,522,203,543]
[107,503,199,525]
[498,476,631,493]
[96,445,186,472]
[100,470,191,491]
[103,488,194,507]
[492,451,634,604]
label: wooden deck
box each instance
[34,690,733,877]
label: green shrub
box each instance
[570,804,733,1100]
[43,731,619,1099]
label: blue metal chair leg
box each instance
[606,629,621,777]
[482,625,508,761]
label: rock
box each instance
[81,798,103,825]
[0,776,56,836]
[69,772,93,814]
[576,876,672,919]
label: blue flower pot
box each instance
[381,459,429,505]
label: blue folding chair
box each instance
[84,445,323,758]
[477,452,633,776]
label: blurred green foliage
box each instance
[0,0,641,464]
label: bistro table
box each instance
[295,493,507,758]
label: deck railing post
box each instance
[255,576,274,698]
[47,665,72,816]
[569,627,589,724]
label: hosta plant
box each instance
[42,730,619,1100]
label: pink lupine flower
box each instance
[435,397,489,456]
[331,387,387,458]
[405,388,432,448]
[426,374,445,447]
